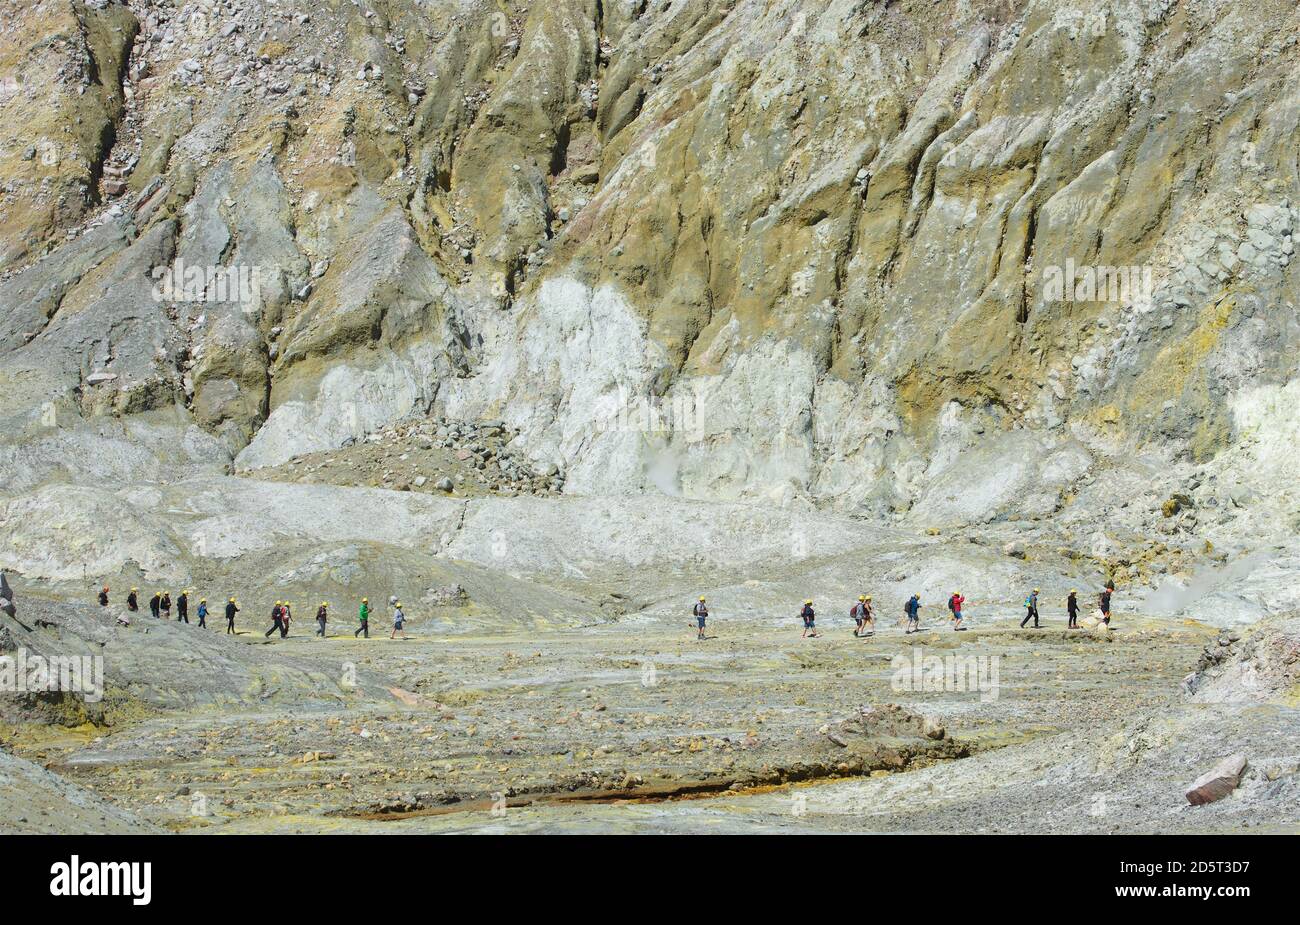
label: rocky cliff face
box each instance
[1,1,1298,621]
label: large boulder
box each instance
[1184,754,1248,806]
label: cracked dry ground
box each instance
[9,616,1210,833]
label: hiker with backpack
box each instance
[851,596,865,636]
[692,597,708,640]
[850,595,875,637]
[800,600,819,638]
[948,591,966,631]
[904,593,921,634]
[1020,588,1041,628]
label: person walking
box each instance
[904,593,921,634]
[948,591,966,631]
[692,597,708,640]
[316,602,328,637]
[390,602,408,639]
[1066,589,1079,628]
[126,588,139,612]
[851,596,865,637]
[149,591,162,619]
[160,591,172,620]
[196,598,208,628]
[1099,586,1113,627]
[355,598,370,638]
[225,598,239,634]
[265,602,284,638]
[177,590,189,624]
[800,600,819,638]
[97,585,110,607]
[861,595,875,635]
[1020,588,1040,628]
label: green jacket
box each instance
[359,603,370,622]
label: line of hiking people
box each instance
[98,587,410,639]
[691,583,1115,639]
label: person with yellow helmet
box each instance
[948,591,966,631]
[851,595,868,637]
[224,597,239,634]
[280,601,293,637]
[196,598,208,628]
[355,598,370,638]
[692,597,708,640]
[800,599,819,638]
[316,602,329,637]
[149,590,162,619]
[390,601,408,639]
[1066,589,1079,628]
[126,587,139,612]
[177,589,189,624]
[904,593,922,633]
[1020,588,1041,628]
[160,590,172,620]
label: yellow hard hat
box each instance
[1070,588,1077,594]
[858,595,865,601]
[362,598,368,602]
[1033,588,1040,593]
[865,595,872,601]
[805,599,813,605]
[200,598,206,603]
[699,596,705,601]
[131,587,138,591]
